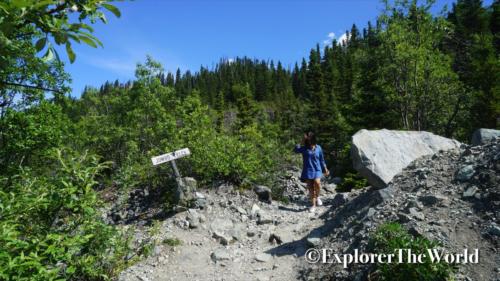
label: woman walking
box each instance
[294,132,329,213]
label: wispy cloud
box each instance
[80,39,187,79]
[322,32,336,46]
[338,32,351,45]
[84,56,136,77]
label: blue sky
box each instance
[62,0,493,97]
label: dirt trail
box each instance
[118,187,338,281]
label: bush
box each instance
[336,172,368,192]
[0,149,131,280]
[368,222,455,281]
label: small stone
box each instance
[306,229,322,247]
[234,206,247,215]
[251,204,261,218]
[456,165,475,181]
[463,186,478,198]
[418,194,448,206]
[331,193,349,207]
[254,185,272,203]
[487,224,500,236]
[213,231,234,245]
[255,253,272,262]
[364,208,376,220]
[408,207,425,221]
[211,249,230,262]
[257,212,274,225]
[397,213,411,223]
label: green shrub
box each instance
[336,172,368,192]
[0,149,131,280]
[368,222,455,281]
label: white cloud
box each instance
[323,31,337,46]
[227,58,235,64]
[338,32,351,45]
[85,57,136,77]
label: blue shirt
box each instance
[294,144,327,180]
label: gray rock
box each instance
[351,129,461,188]
[456,165,475,181]
[418,194,448,206]
[250,204,261,218]
[233,206,247,215]
[364,208,376,220]
[323,183,337,193]
[471,128,500,146]
[186,209,201,228]
[397,213,411,223]
[463,186,478,198]
[211,248,230,262]
[269,230,293,245]
[408,207,425,221]
[306,229,322,247]
[254,185,272,202]
[331,193,349,207]
[486,224,500,236]
[255,253,272,262]
[212,231,234,245]
[257,211,274,225]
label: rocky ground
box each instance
[116,170,341,281]
[113,137,499,281]
[306,138,500,281]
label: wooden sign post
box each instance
[151,148,191,204]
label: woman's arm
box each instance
[319,146,329,175]
[294,144,305,153]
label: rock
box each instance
[186,209,201,228]
[456,165,475,181]
[397,213,411,223]
[212,231,234,245]
[269,230,293,245]
[331,193,349,207]
[255,253,272,262]
[408,207,425,221]
[471,128,500,146]
[486,224,500,236]
[351,129,461,188]
[181,177,197,192]
[229,223,244,241]
[257,211,273,225]
[194,192,205,199]
[254,185,272,202]
[232,206,247,215]
[364,208,376,220]
[418,194,448,206]
[463,186,478,198]
[306,229,322,247]
[210,218,235,244]
[323,183,336,193]
[211,249,230,262]
[250,204,261,218]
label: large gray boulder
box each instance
[351,129,461,188]
[471,128,500,146]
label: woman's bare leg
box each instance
[313,178,321,205]
[307,180,315,207]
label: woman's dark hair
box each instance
[304,131,316,148]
